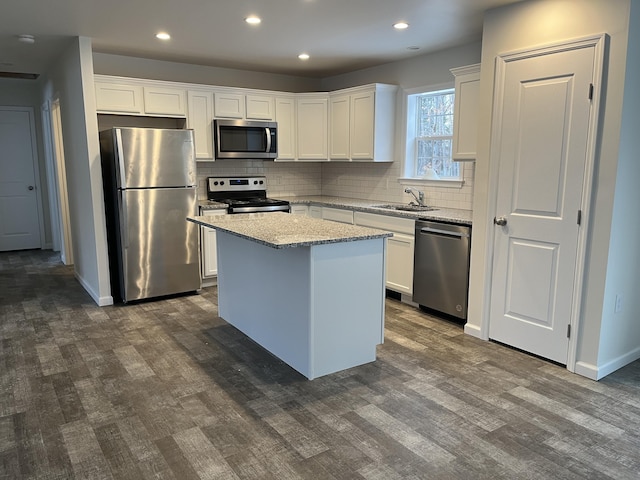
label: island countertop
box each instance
[188,213,393,249]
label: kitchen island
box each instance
[187,213,393,380]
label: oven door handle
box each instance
[419,226,469,239]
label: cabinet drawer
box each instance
[322,207,354,224]
[353,211,414,235]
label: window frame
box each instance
[400,83,464,188]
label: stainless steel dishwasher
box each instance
[413,220,471,320]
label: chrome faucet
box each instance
[405,187,426,206]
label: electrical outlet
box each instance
[614,294,623,313]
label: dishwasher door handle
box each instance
[419,226,469,238]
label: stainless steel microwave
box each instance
[214,119,277,159]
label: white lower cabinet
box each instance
[385,233,415,294]
[354,211,415,295]
[200,208,227,284]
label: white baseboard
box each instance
[574,361,599,380]
[464,322,484,339]
[594,347,640,380]
[74,270,113,306]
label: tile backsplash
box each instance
[196,160,474,211]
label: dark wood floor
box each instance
[2,250,640,480]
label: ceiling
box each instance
[0,0,523,78]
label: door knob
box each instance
[493,216,507,226]
[28,185,34,191]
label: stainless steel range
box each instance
[206,176,290,213]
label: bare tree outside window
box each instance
[414,90,459,179]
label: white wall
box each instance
[93,53,321,93]
[0,78,53,247]
[40,37,112,306]
[597,0,640,377]
[465,0,635,379]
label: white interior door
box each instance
[0,107,42,251]
[489,42,599,364]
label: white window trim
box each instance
[398,177,465,189]
[400,81,461,183]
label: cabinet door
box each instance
[95,82,144,114]
[187,90,214,160]
[201,209,227,279]
[214,92,245,118]
[275,97,296,160]
[350,91,376,159]
[143,86,186,116]
[246,95,275,120]
[386,233,414,295]
[329,94,350,160]
[296,97,328,160]
[451,64,480,161]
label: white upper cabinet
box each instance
[274,96,296,160]
[296,94,328,160]
[213,92,275,120]
[329,94,350,160]
[94,75,399,163]
[329,84,397,162]
[246,94,275,120]
[451,64,480,161]
[187,90,214,160]
[143,86,186,116]
[95,81,144,114]
[214,92,245,119]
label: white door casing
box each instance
[488,36,605,366]
[0,107,43,251]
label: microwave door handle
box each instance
[265,127,271,153]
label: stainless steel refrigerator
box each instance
[100,127,200,303]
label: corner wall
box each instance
[40,37,112,306]
[466,0,632,378]
[595,0,640,378]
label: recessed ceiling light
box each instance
[393,22,409,30]
[156,32,171,40]
[298,53,310,61]
[245,16,261,25]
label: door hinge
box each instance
[588,83,594,100]
[577,209,582,225]
[567,324,571,338]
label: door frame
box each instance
[0,106,46,250]
[482,34,606,372]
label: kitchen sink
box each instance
[372,204,439,212]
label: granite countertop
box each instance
[286,196,473,225]
[188,212,393,249]
[199,196,472,225]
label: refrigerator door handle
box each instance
[115,129,127,189]
[119,190,129,249]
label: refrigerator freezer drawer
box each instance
[118,187,200,302]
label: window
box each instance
[405,88,460,181]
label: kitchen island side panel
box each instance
[309,238,385,379]
[216,232,312,376]
[215,231,385,379]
